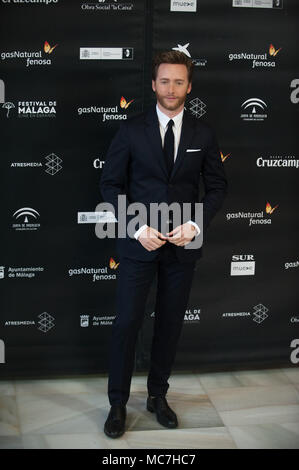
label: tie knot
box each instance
[167,119,174,129]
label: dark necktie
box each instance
[163,119,174,177]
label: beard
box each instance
[155,90,187,112]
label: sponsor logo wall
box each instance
[0,0,298,377]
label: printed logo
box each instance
[44,41,58,54]
[2,102,14,117]
[252,304,268,324]
[241,98,267,121]
[2,100,57,119]
[120,96,134,109]
[231,254,255,276]
[173,42,191,57]
[229,43,282,69]
[220,151,231,162]
[4,312,55,333]
[151,308,200,323]
[77,96,134,122]
[12,207,41,231]
[183,308,200,323]
[80,47,133,60]
[188,97,207,118]
[170,0,197,12]
[93,158,105,169]
[81,0,134,11]
[232,0,283,9]
[222,303,269,324]
[2,0,59,5]
[109,257,120,270]
[68,259,119,282]
[80,313,116,327]
[10,153,62,174]
[256,154,299,169]
[226,201,278,226]
[45,153,62,175]
[38,312,55,333]
[284,260,299,270]
[80,315,89,327]
[0,41,58,67]
[269,43,281,57]
[172,42,207,67]
[0,80,57,119]
[78,211,117,223]
[0,266,44,279]
[265,202,278,214]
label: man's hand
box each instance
[138,226,167,251]
[164,223,196,246]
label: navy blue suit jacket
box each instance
[100,104,228,263]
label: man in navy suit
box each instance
[100,51,228,438]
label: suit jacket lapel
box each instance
[144,105,196,180]
[170,110,196,180]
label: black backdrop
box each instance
[0,0,298,378]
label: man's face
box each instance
[152,63,192,114]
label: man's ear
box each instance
[187,82,192,94]
[152,80,156,92]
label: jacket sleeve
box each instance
[199,127,228,233]
[99,122,146,235]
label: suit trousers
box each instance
[107,242,196,406]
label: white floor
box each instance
[0,367,299,449]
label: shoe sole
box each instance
[104,424,126,439]
[104,428,125,439]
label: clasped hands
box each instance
[138,223,196,252]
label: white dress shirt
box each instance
[156,104,184,161]
[134,104,201,240]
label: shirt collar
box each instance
[156,104,184,129]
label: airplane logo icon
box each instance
[172,43,191,58]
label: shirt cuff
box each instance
[187,220,200,236]
[134,224,148,240]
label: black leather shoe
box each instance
[146,396,178,428]
[104,404,126,438]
